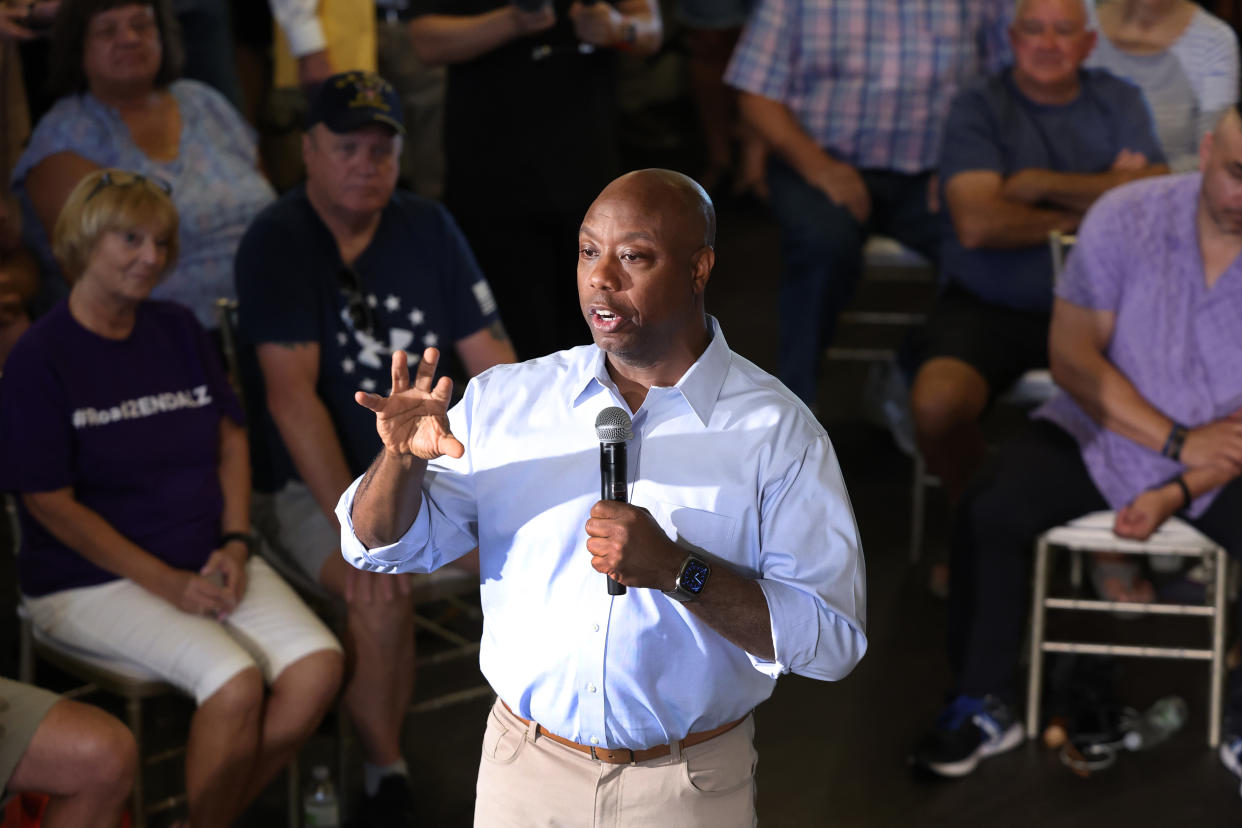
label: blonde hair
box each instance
[52,169,180,283]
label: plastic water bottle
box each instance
[1123,696,1188,751]
[303,765,340,828]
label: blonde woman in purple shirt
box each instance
[0,171,343,827]
[912,106,1242,787]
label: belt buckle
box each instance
[590,745,635,764]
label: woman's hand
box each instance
[200,544,248,613]
[158,569,235,619]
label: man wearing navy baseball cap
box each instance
[235,70,516,826]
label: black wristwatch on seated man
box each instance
[664,553,711,603]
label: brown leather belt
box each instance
[501,701,747,765]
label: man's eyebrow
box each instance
[578,226,658,244]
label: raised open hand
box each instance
[355,347,464,461]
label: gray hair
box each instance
[1013,0,1097,31]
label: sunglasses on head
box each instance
[84,171,173,203]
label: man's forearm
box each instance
[350,450,429,549]
[952,199,1079,249]
[218,419,252,537]
[1050,314,1173,452]
[685,566,774,661]
[738,93,842,185]
[408,9,523,66]
[1007,166,1169,213]
[269,390,355,525]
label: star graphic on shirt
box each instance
[408,308,425,326]
[360,377,377,392]
[366,293,378,308]
[337,332,349,347]
[341,358,355,374]
[384,294,401,312]
[422,332,439,348]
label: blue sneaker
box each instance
[912,694,1024,778]
[1219,734,1242,797]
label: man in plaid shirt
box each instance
[725,0,1012,407]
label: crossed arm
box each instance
[409,0,661,66]
[945,153,1168,250]
[1049,298,1242,537]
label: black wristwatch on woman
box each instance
[219,531,258,556]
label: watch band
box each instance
[219,531,257,554]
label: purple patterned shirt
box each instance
[1035,173,1242,517]
[724,0,1012,173]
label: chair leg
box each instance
[287,752,300,828]
[909,452,925,564]
[1026,537,1051,740]
[1210,547,1228,749]
[337,704,350,820]
[127,696,147,828]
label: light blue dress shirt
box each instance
[337,319,867,750]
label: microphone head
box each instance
[595,406,634,443]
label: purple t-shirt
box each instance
[0,300,245,596]
[1035,173,1242,517]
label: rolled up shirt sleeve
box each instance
[749,434,868,681]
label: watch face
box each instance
[681,559,710,594]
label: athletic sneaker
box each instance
[912,694,1024,778]
[1219,734,1242,797]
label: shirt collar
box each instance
[569,316,730,426]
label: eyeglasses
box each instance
[336,266,381,336]
[84,171,173,203]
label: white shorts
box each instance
[22,557,342,705]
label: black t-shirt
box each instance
[412,0,620,217]
[235,185,500,483]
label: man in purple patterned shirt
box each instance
[724,0,1012,406]
[911,105,1242,788]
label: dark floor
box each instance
[9,110,1242,828]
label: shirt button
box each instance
[590,736,599,745]
[587,684,597,693]
[592,624,600,632]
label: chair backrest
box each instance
[1049,231,1077,287]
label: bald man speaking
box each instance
[335,169,867,827]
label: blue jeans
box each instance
[766,158,940,404]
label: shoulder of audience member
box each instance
[1081,171,1188,238]
[1080,66,1148,105]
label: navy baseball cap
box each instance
[306,71,405,135]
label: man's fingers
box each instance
[355,390,386,411]
[438,433,465,459]
[391,349,410,394]
[431,374,455,404]
[413,347,440,393]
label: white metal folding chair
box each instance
[1025,512,1230,747]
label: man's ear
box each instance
[690,246,714,295]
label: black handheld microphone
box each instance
[595,406,634,596]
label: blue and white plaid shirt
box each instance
[726,0,1013,174]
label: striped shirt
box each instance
[725,0,1012,173]
[1086,6,1239,173]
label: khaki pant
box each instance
[474,699,758,828]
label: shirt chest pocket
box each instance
[650,501,740,564]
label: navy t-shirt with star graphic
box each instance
[235,184,500,483]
